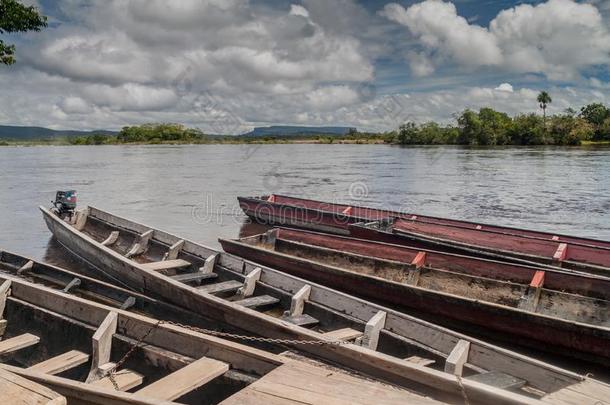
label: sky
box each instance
[1,0,610,133]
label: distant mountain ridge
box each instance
[0,124,356,140]
[0,125,117,140]
[241,126,355,137]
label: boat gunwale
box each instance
[238,195,610,250]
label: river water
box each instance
[1,144,609,264]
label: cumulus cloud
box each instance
[382,0,610,80]
[495,83,514,93]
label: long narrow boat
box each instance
[238,194,610,250]
[0,273,429,405]
[40,205,610,404]
[219,227,610,363]
[349,219,610,275]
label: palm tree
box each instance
[537,91,552,128]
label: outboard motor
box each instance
[52,190,77,219]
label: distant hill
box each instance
[0,125,117,140]
[242,126,355,137]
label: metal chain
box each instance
[105,318,348,390]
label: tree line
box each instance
[390,100,610,146]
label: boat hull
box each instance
[220,234,610,362]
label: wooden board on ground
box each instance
[542,379,610,405]
[0,368,66,405]
[219,360,442,405]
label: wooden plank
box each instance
[411,251,426,269]
[126,230,153,258]
[530,271,545,288]
[237,267,261,299]
[91,369,144,391]
[198,280,243,294]
[28,350,90,375]
[467,372,525,390]
[141,259,191,272]
[0,368,66,405]
[543,379,610,405]
[135,356,228,400]
[0,333,40,355]
[280,314,319,327]
[17,260,33,275]
[322,328,363,342]
[445,339,470,376]
[172,272,218,284]
[553,243,568,263]
[101,231,120,247]
[359,310,386,351]
[287,284,311,317]
[0,279,11,317]
[235,295,279,309]
[200,253,218,274]
[220,360,441,405]
[163,240,185,261]
[62,278,81,293]
[405,356,435,367]
[86,311,117,382]
[73,209,88,231]
[0,319,6,337]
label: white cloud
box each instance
[495,83,514,93]
[383,0,610,80]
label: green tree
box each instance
[397,122,418,144]
[537,91,552,128]
[0,0,47,65]
[456,109,482,145]
[579,103,610,126]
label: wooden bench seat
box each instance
[27,350,89,375]
[321,328,363,342]
[91,369,144,391]
[404,356,435,367]
[234,295,279,309]
[141,259,191,272]
[198,280,243,294]
[172,272,218,284]
[0,333,40,355]
[135,356,228,400]
[280,314,319,327]
[467,371,525,390]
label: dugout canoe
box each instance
[219,227,610,363]
[349,218,610,276]
[238,194,610,250]
[0,274,430,405]
[39,205,609,405]
[238,195,610,273]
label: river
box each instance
[1,144,609,264]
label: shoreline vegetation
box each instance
[2,103,610,147]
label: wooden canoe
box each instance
[238,194,610,250]
[219,228,610,363]
[349,219,610,276]
[39,205,608,404]
[0,273,434,405]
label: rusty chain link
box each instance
[105,318,349,390]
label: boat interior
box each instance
[235,229,610,327]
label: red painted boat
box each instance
[237,194,610,249]
[349,218,610,276]
[219,227,610,363]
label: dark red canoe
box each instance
[219,227,610,363]
[349,218,610,276]
[238,194,610,249]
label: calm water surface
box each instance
[1,144,609,264]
